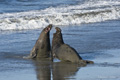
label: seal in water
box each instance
[52,27,94,65]
[24,24,52,59]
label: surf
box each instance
[0,0,120,31]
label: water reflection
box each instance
[33,58,51,80]
[52,62,80,80]
[33,59,80,80]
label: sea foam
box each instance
[0,0,120,31]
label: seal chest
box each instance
[24,24,52,59]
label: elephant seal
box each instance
[24,24,52,59]
[52,27,94,65]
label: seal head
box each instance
[52,27,64,47]
[24,24,52,59]
[44,24,52,34]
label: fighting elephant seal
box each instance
[52,27,94,65]
[24,24,52,59]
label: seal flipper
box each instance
[23,47,37,59]
[23,52,37,59]
[24,42,45,59]
[79,60,94,65]
[77,60,94,66]
[83,60,94,64]
[78,60,87,66]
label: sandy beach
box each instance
[0,19,120,80]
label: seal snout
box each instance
[55,27,61,32]
[47,24,52,31]
[48,24,52,30]
[45,24,53,33]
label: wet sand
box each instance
[0,20,120,80]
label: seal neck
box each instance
[52,32,64,49]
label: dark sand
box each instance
[0,20,120,80]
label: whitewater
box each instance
[0,0,120,30]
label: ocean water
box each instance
[0,0,120,80]
[0,0,120,30]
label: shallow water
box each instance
[0,20,120,80]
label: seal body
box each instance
[52,27,93,65]
[25,24,52,59]
[55,44,82,63]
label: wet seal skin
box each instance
[24,24,52,59]
[52,27,94,66]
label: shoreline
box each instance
[0,20,120,80]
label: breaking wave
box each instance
[0,0,120,30]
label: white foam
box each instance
[0,0,120,30]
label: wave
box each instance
[0,0,120,30]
